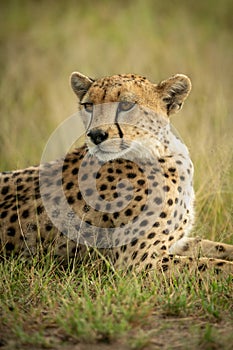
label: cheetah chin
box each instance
[88,138,160,162]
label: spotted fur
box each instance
[1,72,233,275]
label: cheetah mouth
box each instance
[88,138,154,162]
[90,143,130,161]
[86,137,133,161]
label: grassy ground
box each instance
[0,0,233,349]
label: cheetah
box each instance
[1,71,233,275]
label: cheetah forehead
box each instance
[71,71,192,116]
[87,74,154,103]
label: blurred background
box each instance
[0,0,232,240]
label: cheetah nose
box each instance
[87,129,109,145]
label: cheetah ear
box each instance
[70,72,95,100]
[157,74,192,116]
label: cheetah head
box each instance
[71,72,191,161]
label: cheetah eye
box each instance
[118,101,136,112]
[82,102,93,113]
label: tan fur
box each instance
[0,72,233,276]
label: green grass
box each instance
[1,254,233,349]
[0,0,233,348]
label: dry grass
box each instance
[0,0,233,349]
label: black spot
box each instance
[162,257,169,263]
[167,199,173,206]
[66,182,74,190]
[146,211,154,216]
[127,173,137,179]
[162,229,169,235]
[6,242,15,251]
[141,252,148,261]
[22,209,29,219]
[117,201,123,208]
[180,176,185,181]
[1,211,8,219]
[77,192,82,200]
[95,171,101,179]
[113,212,119,219]
[72,167,79,175]
[161,264,169,272]
[125,194,132,201]
[215,245,225,252]
[132,251,138,260]
[131,239,138,246]
[100,184,107,191]
[67,196,75,204]
[148,232,155,239]
[10,214,18,223]
[118,182,125,189]
[154,197,162,205]
[81,174,88,181]
[7,227,16,236]
[36,205,44,215]
[62,164,69,172]
[168,236,174,241]
[160,212,167,218]
[116,168,122,174]
[135,195,142,201]
[158,158,165,163]
[85,188,93,196]
[125,208,132,216]
[163,186,170,192]
[140,242,146,249]
[56,179,63,186]
[102,214,109,222]
[144,189,151,195]
[1,186,9,195]
[153,222,160,228]
[145,263,153,270]
[168,167,176,173]
[153,240,160,245]
[45,224,53,231]
[160,245,166,250]
[198,264,207,272]
[137,179,145,185]
[125,164,133,169]
[177,186,182,193]
[140,220,148,227]
[107,175,115,182]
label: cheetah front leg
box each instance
[155,255,233,276]
[169,237,233,261]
